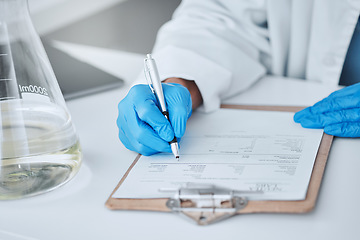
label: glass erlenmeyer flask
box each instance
[0,0,82,199]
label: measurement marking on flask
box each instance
[0,53,8,56]
[18,84,48,96]
[0,78,12,81]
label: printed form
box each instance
[113,108,324,200]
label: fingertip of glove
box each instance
[158,124,175,142]
[324,125,338,136]
[299,118,320,128]
[293,113,301,123]
[294,108,308,122]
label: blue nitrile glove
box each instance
[294,83,360,137]
[117,83,192,155]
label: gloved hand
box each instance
[117,83,192,155]
[294,83,360,137]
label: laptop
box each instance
[42,39,124,100]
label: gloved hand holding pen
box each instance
[117,77,202,156]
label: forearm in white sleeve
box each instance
[136,0,269,112]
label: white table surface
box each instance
[1,50,359,239]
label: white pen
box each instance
[144,54,180,160]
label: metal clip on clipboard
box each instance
[160,183,262,225]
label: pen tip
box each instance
[176,156,179,161]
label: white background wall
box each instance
[28,0,126,34]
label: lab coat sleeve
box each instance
[136,0,269,112]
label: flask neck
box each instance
[0,0,30,22]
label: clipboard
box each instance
[106,105,333,225]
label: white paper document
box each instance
[113,108,324,200]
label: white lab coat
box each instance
[140,0,360,112]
